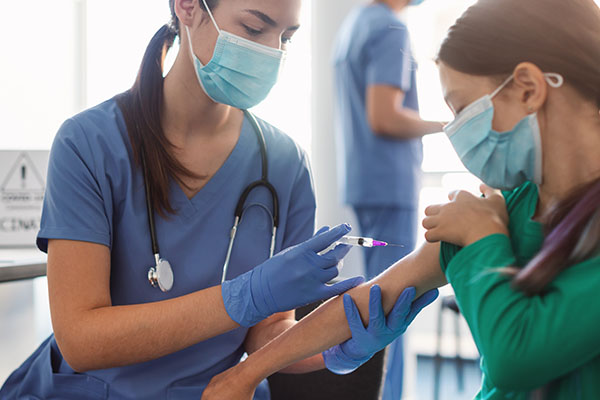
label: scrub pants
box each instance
[353,206,418,400]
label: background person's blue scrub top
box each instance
[0,99,316,400]
[333,3,422,399]
[334,3,421,209]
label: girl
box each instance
[201,0,600,398]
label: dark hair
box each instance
[438,0,600,295]
[116,0,219,216]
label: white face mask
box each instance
[186,0,286,109]
[444,72,564,190]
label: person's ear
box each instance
[174,0,199,29]
[512,62,548,114]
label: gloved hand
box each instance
[323,285,439,375]
[222,224,365,327]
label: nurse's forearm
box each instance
[234,242,446,386]
[55,285,239,372]
[49,240,246,373]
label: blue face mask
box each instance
[410,0,426,5]
[185,0,286,110]
[444,72,564,190]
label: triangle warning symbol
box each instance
[1,153,46,192]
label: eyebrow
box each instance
[245,9,277,27]
[244,9,301,31]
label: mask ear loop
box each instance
[490,75,515,99]
[185,0,221,55]
[185,26,196,60]
[491,73,564,99]
[201,0,221,32]
[544,73,564,88]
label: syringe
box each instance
[336,236,390,248]
[318,235,402,260]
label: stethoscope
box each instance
[144,110,280,292]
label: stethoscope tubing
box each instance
[142,110,280,291]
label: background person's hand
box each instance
[422,184,509,247]
[323,285,439,375]
[222,224,365,327]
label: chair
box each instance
[433,295,467,400]
[268,300,386,400]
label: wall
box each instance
[311,0,366,278]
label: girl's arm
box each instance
[440,234,600,391]
[202,241,448,399]
[424,186,600,390]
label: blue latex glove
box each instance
[323,285,439,375]
[222,224,365,327]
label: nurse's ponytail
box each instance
[437,0,600,295]
[116,0,218,216]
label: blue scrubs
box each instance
[0,99,316,399]
[333,4,421,399]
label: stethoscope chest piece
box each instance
[148,258,174,292]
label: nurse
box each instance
[201,0,600,398]
[0,0,373,399]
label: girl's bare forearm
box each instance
[245,312,326,374]
[238,242,447,385]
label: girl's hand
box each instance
[423,184,509,247]
[202,363,256,400]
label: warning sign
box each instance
[0,151,49,247]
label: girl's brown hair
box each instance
[116,0,219,216]
[438,0,600,295]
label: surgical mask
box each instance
[444,72,564,190]
[410,0,426,5]
[185,0,286,110]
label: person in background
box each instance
[332,0,444,397]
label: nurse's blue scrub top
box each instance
[1,99,316,399]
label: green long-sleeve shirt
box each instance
[440,182,600,399]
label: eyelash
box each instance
[243,25,262,36]
[243,25,293,45]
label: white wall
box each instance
[311,0,366,278]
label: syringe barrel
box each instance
[337,236,374,247]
